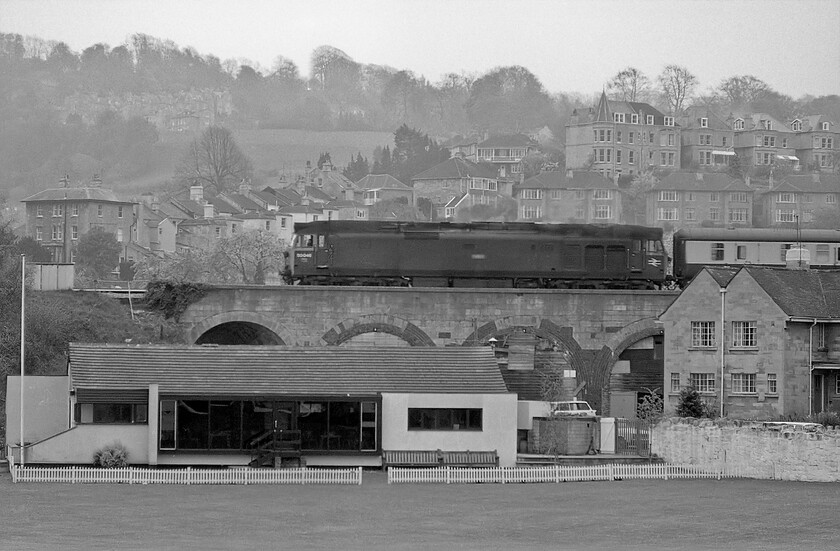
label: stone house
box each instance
[660,265,840,419]
[514,170,620,223]
[731,112,798,170]
[753,173,840,227]
[679,107,735,169]
[21,176,136,264]
[646,172,753,230]
[355,174,414,206]
[305,160,359,201]
[411,157,500,220]
[566,91,681,179]
[788,115,838,171]
[475,134,539,183]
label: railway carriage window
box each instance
[816,244,830,263]
[736,245,747,260]
[711,243,724,261]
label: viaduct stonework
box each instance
[179,286,678,415]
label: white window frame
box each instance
[593,189,612,200]
[630,114,639,124]
[734,119,744,130]
[659,190,678,202]
[731,373,757,394]
[664,116,674,127]
[729,208,748,223]
[777,192,794,203]
[732,321,757,348]
[646,115,654,125]
[521,189,543,200]
[691,321,716,348]
[657,207,679,221]
[614,113,625,123]
[700,117,708,128]
[690,373,715,393]
[594,204,612,220]
[670,373,680,393]
[71,225,78,240]
[767,373,777,394]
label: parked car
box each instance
[550,400,596,417]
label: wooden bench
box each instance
[382,449,442,469]
[440,450,499,467]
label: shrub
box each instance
[812,411,840,428]
[93,442,129,468]
[637,387,664,421]
[676,386,715,418]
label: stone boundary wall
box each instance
[651,418,840,482]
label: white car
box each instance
[550,400,597,417]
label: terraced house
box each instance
[731,112,798,170]
[566,91,681,179]
[788,115,838,171]
[646,172,754,230]
[514,170,620,223]
[753,173,840,227]
[679,107,736,169]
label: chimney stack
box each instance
[203,202,214,219]
[91,174,102,187]
[190,185,204,202]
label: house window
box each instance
[819,138,834,150]
[762,120,773,130]
[659,190,678,202]
[646,115,654,125]
[732,321,757,348]
[777,193,794,203]
[97,204,103,217]
[594,205,612,220]
[628,132,635,144]
[616,149,622,163]
[265,221,271,231]
[657,207,679,221]
[684,208,696,221]
[762,136,776,147]
[52,204,63,217]
[628,151,635,164]
[711,242,724,261]
[731,373,756,394]
[70,225,78,240]
[822,122,830,131]
[756,152,773,165]
[631,114,639,124]
[776,209,796,223]
[734,119,745,130]
[521,189,543,200]
[118,206,124,218]
[700,117,708,128]
[709,207,720,221]
[699,134,712,145]
[550,190,562,200]
[767,373,777,394]
[215,227,221,238]
[522,206,542,220]
[280,218,287,228]
[690,373,715,393]
[51,224,63,240]
[699,151,712,165]
[691,321,716,347]
[664,116,674,127]
[35,227,43,241]
[116,229,123,242]
[670,373,681,392]
[72,204,79,216]
[593,189,612,200]
[407,408,482,431]
[36,205,43,217]
[781,138,788,148]
[74,403,148,425]
[574,190,585,200]
[826,194,836,204]
[791,120,802,131]
[729,209,748,223]
[614,113,625,123]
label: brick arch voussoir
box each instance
[320,314,435,347]
[186,311,291,345]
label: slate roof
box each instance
[705,266,740,287]
[518,170,616,191]
[68,344,510,395]
[412,157,497,181]
[742,267,840,319]
[779,174,840,193]
[477,134,536,148]
[356,173,411,190]
[22,187,135,204]
[303,186,335,202]
[653,172,750,192]
[592,91,672,124]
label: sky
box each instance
[2,0,839,98]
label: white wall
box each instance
[381,393,518,467]
[6,376,70,448]
[517,400,551,430]
[26,424,149,465]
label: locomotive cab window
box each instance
[297,234,315,247]
[318,235,326,248]
[646,240,664,252]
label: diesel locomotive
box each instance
[289,220,667,289]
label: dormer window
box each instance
[762,120,772,130]
[822,122,830,131]
[631,114,639,124]
[734,118,745,130]
[614,113,625,123]
[646,115,654,125]
[791,119,802,131]
[700,117,708,128]
[664,116,675,127]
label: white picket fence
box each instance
[387,463,744,484]
[10,463,363,485]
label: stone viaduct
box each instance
[179,286,678,414]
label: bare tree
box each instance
[717,75,771,108]
[176,125,253,194]
[657,64,698,114]
[607,67,652,102]
[211,230,287,284]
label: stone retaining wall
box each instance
[651,417,840,482]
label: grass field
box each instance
[1,472,838,550]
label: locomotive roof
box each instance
[294,220,663,239]
[674,227,840,242]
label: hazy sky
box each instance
[2,0,838,98]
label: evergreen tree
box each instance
[342,152,369,182]
[317,152,332,169]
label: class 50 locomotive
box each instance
[289,220,667,289]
